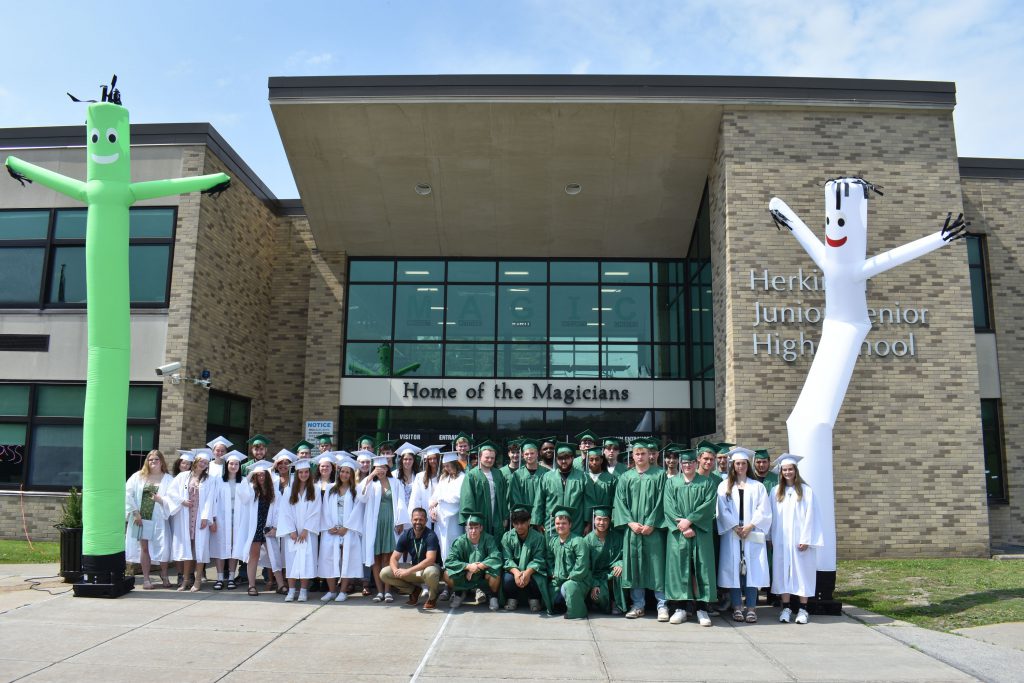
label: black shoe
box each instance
[213,580,224,590]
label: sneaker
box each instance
[297,589,308,602]
[384,592,394,603]
[529,599,542,612]
[372,592,384,603]
[611,605,622,615]
[423,598,437,610]
[669,609,687,625]
[504,598,518,611]
[657,607,670,623]
[697,610,712,627]
[335,592,348,602]
[439,588,451,601]
[795,608,809,624]
[779,607,792,623]
[321,592,337,602]
[625,607,644,619]
[284,589,296,602]
[451,592,465,609]
[474,588,487,605]
[489,596,499,611]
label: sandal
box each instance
[732,609,745,622]
[213,580,224,591]
[372,592,384,603]
[384,592,394,603]
[161,580,173,589]
[276,586,289,595]
[142,580,154,590]
[362,586,372,597]
[745,610,758,623]
[227,579,237,590]
[247,587,259,597]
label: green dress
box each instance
[583,530,626,613]
[548,533,591,619]
[507,466,546,518]
[445,532,503,591]
[612,465,666,592]
[583,470,617,522]
[500,527,553,611]
[531,469,587,536]
[661,473,718,602]
[459,467,508,538]
[373,488,396,555]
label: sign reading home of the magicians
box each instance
[750,268,927,362]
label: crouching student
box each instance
[583,507,626,615]
[548,506,590,619]
[500,506,551,613]
[443,513,502,611]
[381,507,442,609]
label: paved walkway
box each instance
[0,564,1017,682]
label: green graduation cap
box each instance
[696,440,718,455]
[475,439,498,454]
[552,504,574,521]
[293,439,314,453]
[539,436,557,446]
[592,507,611,518]
[585,447,603,457]
[356,434,376,449]
[754,448,771,460]
[464,512,485,525]
[376,438,399,453]
[519,439,539,451]
[601,436,624,449]
[574,429,599,443]
[505,438,523,450]
[247,434,271,447]
[316,434,334,445]
[678,448,698,462]
[451,431,474,447]
[716,442,735,454]
[555,441,576,456]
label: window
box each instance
[981,399,1006,502]
[0,207,176,309]
[206,390,251,451]
[966,235,993,331]
[0,382,160,490]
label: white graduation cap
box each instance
[441,451,461,464]
[419,444,445,457]
[311,453,336,467]
[336,456,359,471]
[333,450,355,461]
[372,455,390,468]
[247,461,274,478]
[193,448,214,461]
[176,450,196,463]
[354,449,375,462]
[395,441,421,456]
[224,450,247,463]
[728,446,755,462]
[293,459,312,471]
[207,435,233,450]
[772,453,803,473]
[272,449,296,463]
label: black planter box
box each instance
[57,526,83,583]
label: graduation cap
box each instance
[293,440,314,453]
[224,450,247,463]
[574,429,599,444]
[592,507,611,518]
[677,449,698,462]
[728,446,755,462]
[247,434,271,447]
[376,438,399,453]
[451,432,474,447]
[372,455,390,468]
[193,448,213,461]
[354,449,376,462]
[585,447,604,458]
[552,505,574,521]
[272,449,296,463]
[395,441,421,456]
[311,453,336,467]
[555,442,576,456]
[505,438,523,451]
[772,453,803,473]
[753,449,771,460]
[696,440,718,455]
[418,444,445,460]
[539,436,557,446]
[176,450,196,463]
[601,436,624,449]
[315,434,334,445]
[715,442,735,454]
[441,452,461,465]
[247,461,274,479]
[519,439,539,451]
[357,435,376,449]
[661,446,680,458]
[293,459,312,471]
[207,435,233,450]
[336,456,359,471]
[475,439,498,454]
[464,511,485,525]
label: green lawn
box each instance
[0,540,60,564]
[837,559,1024,631]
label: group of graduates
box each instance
[125,428,823,625]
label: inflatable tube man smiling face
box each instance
[824,177,870,267]
[86,102,130,183]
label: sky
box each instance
[1,0,1022,198]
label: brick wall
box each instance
[713,107,989,558]
[0,493,66,542]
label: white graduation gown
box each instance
[716,478,772,589]
[770,483,824,597]
[429,473,464,561]
[210,478,256,561]
[167,471,218,563]
[410,475,438,526]
[124,472,173,563]
[258,473,291,572]
[276,487,322,580]
[391,470,416,509]
[232,485,278,562]
[317,488,366,579]
[359,476,410,566]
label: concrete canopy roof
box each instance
[269,75,956,257]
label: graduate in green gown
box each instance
[241,434,271,475]
[583,507,626,614]
[498,438,522,486]
[500,506,553,612]
[752,449,779,492]
[533,443,588,537]
[458,440,508,538]
[508,440,547,520]
[572,429,599,471]
[662,449,718,626]
[713,442,734,480]
[613,437,668,619]
[582,447,617,525]
[547,506,591,619]
[602,437,629,479]
[443,514,503,610]
[695,441,718,479]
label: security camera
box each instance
[156,361,182,376]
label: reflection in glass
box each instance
[345,342,388,376]
[448,261,496,282]
[497,344,547,378]
[551,261,597,282]
[602,344,651,378]
[397,260,444,282]
[29,424,84,487]
[0,210,49,240]
[0,423,26,484]
[393,343,443,376]
[499,286,547,340]
[445,343,494,377]
[349,260,394,282]
[347,285,394,340]
[47,246,86,303]
[499,261,546,282]
[0,248,44,305]
[395,285,444,340]
[550,286,598,342]
[602,286,650,342]
[446,285,495,340]
[550,344,599,378]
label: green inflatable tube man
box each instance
[4,78,229,596]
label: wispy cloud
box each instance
[305,52,333,66]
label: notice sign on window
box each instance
[305,420,334,443]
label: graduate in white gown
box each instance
[241,461,279,596]
[261,449,295,594]
[716,447,772,623]
[392,443,420,512]
[410,446,443,527]
[124,449,174,589]
[360,455,410,603]
[769,454,823,625]
[206,436,232,480]
[167,450,218,591]
[210,451,248,590]
[429,452,465,567]
[318,454,366,602]
[309,453,336,589]
[277,459,321,602]
[166,450,194,588]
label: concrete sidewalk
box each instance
[0,564,1010,682]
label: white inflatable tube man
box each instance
[769,178,966,572]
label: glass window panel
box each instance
[448,260,496,282]
[207,391,227,423]
[551,261,597,282]
[397,260,444,282]
[445,343,494,377]
[29,424,83,487]
[550,344,599,378]
[229,398,249,429]
[653,344,685,379]
[499,261,546,283]
[127,385,159,419]
[497,409,545,433]
[475,409,496,433]
[653,286,685,343]
[970,268,990,330]
[496,344,546,378]
[54,210,87,239]
[602,344,651,378]
[966,236,982,265]
[0,210,49,240]
[345,342,389,376]
[395,285,444,340]
[129,208,175,238]
[0,247,44,305]
[346,284,393,340]
[550,286,598,342]
[393,342,442,376]
[349,260,394,282]
[129,245,170,303]
[47,246,86,303]
[36,385,86,417]
[498,285,547,340]
[126,426,155,454]
[652,261,684,285]
[0,423,26,485]
[445,285,495,340]
[602,286,650,342]
[601,261,649,283]
[0,385,30,415]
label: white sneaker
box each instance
[795,608,809,624]
[451,592,464,609]
[489,597,499,611]
[335,592,348,602]
[504,598,518,611]
[779,607,792,623]
[669,609,687,625]
[474,588,487,604]
[697,610,712,627]
[657,607,670,622]
[321,592,337,602]
[529,599,542,612]
[297,589,308,602]
[284,589,295,602]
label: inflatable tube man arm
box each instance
[861,212,968,280]
[5,156,87,202]
[131,174,230,202]
[769,197,826,271]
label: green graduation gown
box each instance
[532,468,587,536]
[500,527,553,611]
[612,465,666,592]
[498,464,519,487]
[755,472,779,494]
[607,462,628,480]
[583,470,617,522]
[548,533,591,619]
[583,529,626,613]
[459,466,508,538]
[661,473,718,602]
[444,532,503,591]
[507,465,546,518]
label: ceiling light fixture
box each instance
[415,183,432,196]
[565,183,582,195]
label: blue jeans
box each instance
[630,587,666,611]
[502,571,541,601]
[729,573,758,609]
